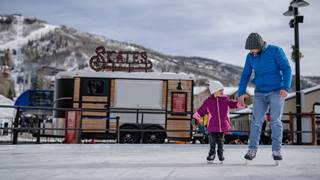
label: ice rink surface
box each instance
[0,144,319,180]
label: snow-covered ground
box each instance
[0,94,15,119]
[0,144,319,180]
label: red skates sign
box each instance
[89,46,153,72]
[171,92,187,115]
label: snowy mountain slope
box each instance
[0,15,48,46]
[0,14,319,95]
[0,24,57,50]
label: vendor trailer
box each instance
[53,70,194,143]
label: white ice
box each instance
[0,144,319,180]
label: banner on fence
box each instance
[65,111,79,143]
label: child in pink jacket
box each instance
[193,80,245,162]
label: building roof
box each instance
[56,70,194,80]
[224,87,238,96]
[193,86,208,95]
[230,108,252,118]
[223,86,255,96]
[193,86,254,96]
[286,85,320,100]
[246,87,255,96]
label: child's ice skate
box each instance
[206,154,215,163]
[272,150,282,166]
[217,150,225,164]
[244,149,257,165]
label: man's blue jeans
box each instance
[248,90,285,151]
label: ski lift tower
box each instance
[12,14,31,92]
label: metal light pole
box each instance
[294,6,302,145]
[283,0,309,145]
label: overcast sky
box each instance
[1,0,319,75]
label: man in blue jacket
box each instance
[238,33,292,162]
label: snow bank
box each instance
[0,95,15,119]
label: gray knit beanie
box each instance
[245,33,265,50]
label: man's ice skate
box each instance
[244,149,257,165]
[206,154,215,163]
[272,151,282,166]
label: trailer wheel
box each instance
[120,126,140,143]
[143,126,166,144]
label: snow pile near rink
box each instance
[0,95,14,119]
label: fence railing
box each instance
[0,104,319,145]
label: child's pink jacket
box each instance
[193,95,244,133]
